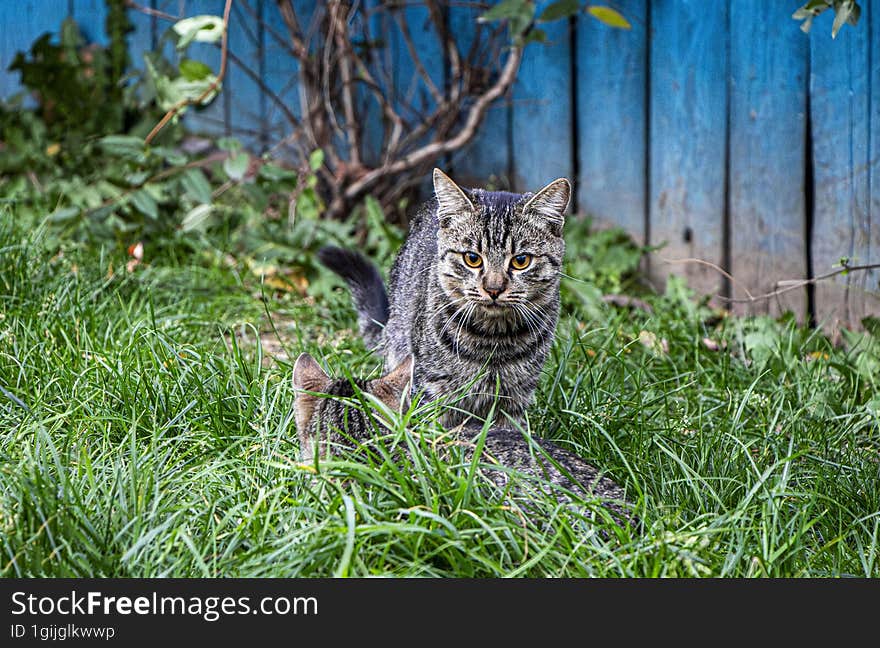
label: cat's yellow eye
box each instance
[463,251,483,268]
[510,254,532,270]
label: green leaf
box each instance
[479,0,533,24]
[792,0,832,19]
[173,15,225,48]
[831,0,857,38]
[181,168,213,204]
[309,149,325,171]
[862,316,880,338]
[538,0,580,22]
[217,137,242,152]
[223,152,250,181]
[181,204,213,232]
[847,3,861,25]
[586,6,631,29]
[259,163,297,183]
[47,206,80,223]
[179,58,213,81]
[522,28,548,44]
[98,135,145,159]
[131,189,159,220]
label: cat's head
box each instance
[432,168,570,319]
[292,353,413,462]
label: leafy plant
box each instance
[793,0,861,37]
[479,1,631,45]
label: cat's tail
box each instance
[317,246,389,350]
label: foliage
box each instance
[483,0,862,41]
[793,0,861,37]
[1,6,274,248]
[2,214,878,577]
[479,1,631,44]
[560,218,647,321]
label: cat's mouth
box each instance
[476,299,512,314]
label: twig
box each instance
[339,43,523,206]
[144,0,233,145]
[724,261,880,304]
[393,11,444,106]
[662,257,880,304]
[602,294,654,313]
[124,0,180,22]
[661,257,754,301]
[83,152,230,216]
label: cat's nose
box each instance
[482,273,507,300]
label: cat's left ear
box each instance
[372,356,413,410]
[378,356,413,398]
[292,353,331,392]
[523,178,571,236]
[434,168,475,229]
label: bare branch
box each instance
[393,10,444,106]
[661,257,754,301]
[124,0,180,22]
[340,43,523,205]
[661,257,880,305]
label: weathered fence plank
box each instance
[227,0,265,150]
[872,0,880,322]
[126,1,155,73]
[511,1,573,194]
[649,0,728,298]
[260,1,309,158]
[392,2,445,197]
[447,4,511,189]
[810,6,880,334]
[576,0,647,243]
[729,1,809,319]
[72,0,108,46]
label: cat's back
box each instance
[389,197,439,292]
[478,427,628,502]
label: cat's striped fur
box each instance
[320,169,570,426]
[291,353,636,526]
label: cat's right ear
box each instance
[371,356,414,410]
[433,168,475,229]
[292,353,331,392]
[523,177,571,237]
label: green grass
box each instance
[1,214,879,577]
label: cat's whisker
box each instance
[453,302,477,360]
[437,299,472,342]
[555,269,588,284]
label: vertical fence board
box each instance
[576,0,647,242]
[871,0,880,318]
[72,0,108,46]
[810,7,880,333]
[260,1,310,160]
[511,2,573,194]
[358,0,387,167]
[447,5,511,189]
[0,0,70,99]
[729,1,809,319]
[649,0,728,297]
[392,2,445,196]
[227,0,265,150]
[126,2,156,73]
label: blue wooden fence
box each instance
[1,1,879,330]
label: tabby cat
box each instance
[292,352,634,525]
[319,169,570,426]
